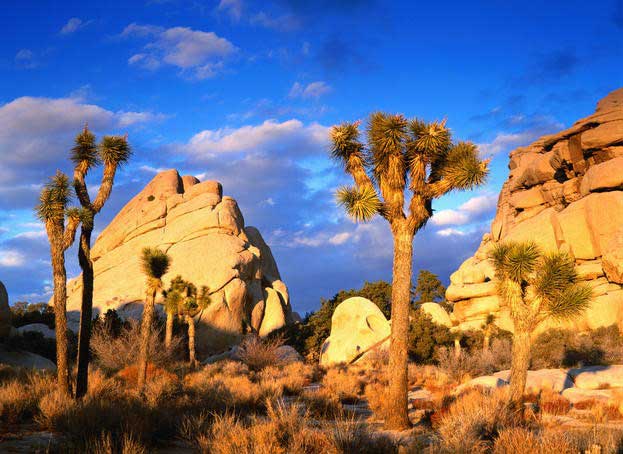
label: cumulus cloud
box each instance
[477,120,563,157]
[0,96,166,209]
[0,250,26,267]
[183,119,328,158]
[122,23,237,79]
[217,0,243,21]
[60,17,90,34]
[289,81,332,99]
[431,194,497,227]
[437,228,466,237]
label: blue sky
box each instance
[0,0,621,314]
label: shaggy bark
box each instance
[187,315,197,368]
[509,329,531,409]
[137,285,157,393]
[51,235,71,395]
[386,226,414,430]
[74,228,93,398]
[165,311,174,350]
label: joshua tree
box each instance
[36,172,82,395]
[491,241,592,409]
[137,247,171,393]
[330,114,489,429]
[70,125,131,399]
[165,277,209,367]
[481,314,497,351]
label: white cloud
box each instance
[431,194,497,226]
[183,119,328,158]
[329,232,351,245]
[123,23,237,79]
[0,250,26,267]
[437,228,466,237]
[117,111,168,127]
[250,12,300,31]
[15,49,37,68]
[477,121,563,157]
[217,0,243,21]
[60,17,89,34]
[13,230,45,240]
[289,81,332,99]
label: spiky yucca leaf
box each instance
[198,286,211,309]
[70,126,98,170]
[36,171,72,222]
[330,122,363,161]
[165,289,183,313]
[367,112,408,186]
[545,284,592,321]
[99,136,131,166]
[534,252,578,301]
[434,142,488,190]
[140,247,171,280]
[408,119,451,158]
[491,241,540,283]
[336,185,380,222]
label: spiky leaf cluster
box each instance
[336,185,381,222]
[36,171,72,222]
[329,112,489,224]
[100,136,131,166]
[70,126,98,171]
[140,247,171,280]
[491,241,592,323]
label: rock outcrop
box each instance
[447,88,623,333]
[320,297,390,366]
[0,281,10,340]
[61,170,293,353]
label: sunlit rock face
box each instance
[448,88,623,334]
[60,169,293,353]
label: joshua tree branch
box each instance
[63,214,81,250]
[92,163,117,213]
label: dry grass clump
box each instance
[91,320,180,373]
[493,427,574,454]
[257,362,315,395]
[364,382,391,421]
[116,362,178,387]
[435,338,512,382]
[89,432,148,454]
[322,367,364,403]
[298,388,344,420]
[0,372,55,423]
[236,335,286,372]
[537,389,571,415]
[432,388,521,453]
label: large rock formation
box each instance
[447,88,623,333]
[62,170,293,353]
[0,281,10,340]
[320,297,391,366]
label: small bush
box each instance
[236,335,285,372]
[298,388,343,420]
[364,382,391,421]
[91,319,181,373]
[322,367,364,403]
[408,310,454,363]
[435,338,512,382]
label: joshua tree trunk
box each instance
[509,328,531,409]
[165,310,174,350]
[75,228,93,398]
[454,337,462,358]
[186,314,197,368]
[51,240,71,396]
[137,287,157,393]
[483,331,491,351]
[386,225,414,430]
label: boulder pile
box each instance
[61,170,294,353]
[447,88,623,333]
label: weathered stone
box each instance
[562,387,617,404]
[58,170,291,355]
[0,347,56,371]
[580,157,623,195]
[0,281,10,339]
[603,231,623,284]
[493,369,573,393]
[447,88,623,333]
[570,365,623,390]
[320,297,391,366]
[15,323,55,339]
[419,303,452,327]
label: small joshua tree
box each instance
[491,241,592,409]
[36,172,82,395]
[137,247,171,393]
[164,275,187,351]
[71,125,131,399]
[330,114,489,429]
[165,277,209,367]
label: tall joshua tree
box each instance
[71,126,131,398]
[137,247,171,393]
[491,241,592,409]
[36,172,82,395]
[330,114,489,429]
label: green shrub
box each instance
[408,310,454,363]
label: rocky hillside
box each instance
[447,88,623,333]
[62,170,294,352]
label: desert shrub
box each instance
[89,432,148,454]
[116,363,178,387]
[4,331,57,361]
[322,367,364,403]
[538,390,571,415]
[493,427,574,454]
[91,319,181,373]
[364,382,391,421]
[298,388,343,419]
[257,362,314,395]
[236,335,285,371]
[0,371,54,423]
[329,418,398,454]
[531,325,623,369]
[433,388,520,453]
[408,310,454,363]
[435,338,512,381]
[10,301,54,328]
